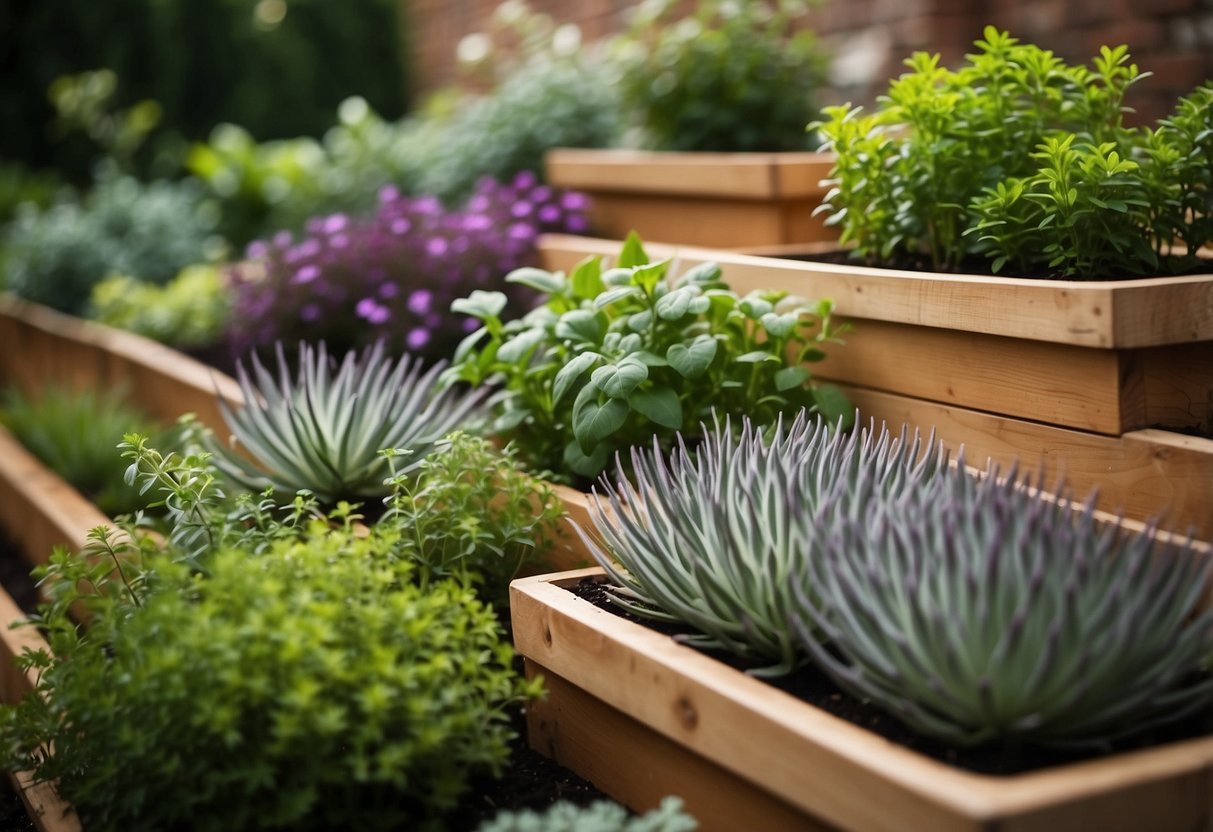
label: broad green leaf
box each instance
[632,260,670,294]
[562,439,611,478]
[627,309,653,332]
[555,309,607,344]
[491,408,529,433]
[761,312,800,338]
[602,267,633,287]
[628,387,682,428]
[774,365,811,391]
[738,297,774,319]
[655,286,700,320]
[813,383,854,427]
[631,350,668,367]
[451,290,507,321]
[591,358,649,398]
[572,385,628,452]
[495,327,545,364]
[734,350,777,364]
[666,335,717,378]
[594,285,643,309]
[678,261,722,285]
[451,326,488,363]
[570,256,604,299]
[617,231,649,268]
[553,352,602,405]
[507,267,566,294]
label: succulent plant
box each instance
[210,341,483,503]
[579,411,945,676]
[792,459,1213,748]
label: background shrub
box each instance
[4,170,219,314]
[89,265,230,351]
[225,172,590,365]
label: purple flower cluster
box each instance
[226,171,591,363]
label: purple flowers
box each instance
[226,172,591,363]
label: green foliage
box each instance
[0,162,62,227]
[611,0,826,152]
[815,28,1213,277]
[89,264,230,350]
[48,69,163,174]
[479,797,697,832]
[792,460,1213,748]
[0,386,155,517]
[3,170,220,314]
[0,524,538,831]
[583,412,942,675]
[443,233,849,482]
[380,432,564,606]
[210,342,484,503]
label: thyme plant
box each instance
[815,28,1213,277]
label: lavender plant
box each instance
[791,461,1213,748]
[209,341,483,504]
[225,171,591,365]
[579,412,944,675]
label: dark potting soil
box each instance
[570,577,1213,778]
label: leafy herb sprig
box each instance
[442,233,850,481]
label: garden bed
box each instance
[512,568,1213,832]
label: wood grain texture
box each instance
[0,295,242,434]
[538,235,1213,348]
[844,386,1213,543]
[512,571,1213,832]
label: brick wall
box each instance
[404,0,1213,124]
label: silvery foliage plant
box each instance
[579,411,944,676]
[792,459,1213,748]
[211,341,483,503]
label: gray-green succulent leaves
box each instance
[578,411,945,676]
[791,461,1213,749]
[210,341,484,503]
[581,409,1213,748]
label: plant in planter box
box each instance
[442,233,850,483]
[583,410,1213,748]
[479,796,696,832]
[0,522,539,831]
[225,171,591,366]
[0,385,157,517]
[815,27,1213,277]
[609,0,826,152]
[207,341,484,505]
[89,264,230,352]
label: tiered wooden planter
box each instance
[0,294,597,570]
[512,568,1213,832]
[545,149,837,249]
[539,235,1213,542]
[0,424,102,832]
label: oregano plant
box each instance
[815,27,1213,278]
[442,232,850,482]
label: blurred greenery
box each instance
[0,0,410,182]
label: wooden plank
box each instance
[845,387,1213,543]
[527,663,833,832]
[816,319,1132,434]
[1140,342,1213,435]
[537,236,1213,348]
[512,571,1213,832]
[545,149,833,200]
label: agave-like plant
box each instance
[210,341,484,503]
[579,411,945,676]
[792,460,1213,748]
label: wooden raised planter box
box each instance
[512,568,1213,832]
[545,149,836,249]
[539,235,1213,542]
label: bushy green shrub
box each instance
[479,797,697,832]
[611,0,826,152]
[0,524,537,831]
[89,264,229,350]
[0,385,154,516]
[444,233,849,482]
[815,28,1213,277]
[3,170,219,314]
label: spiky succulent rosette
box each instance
[211,341,484,503]
[578,411,945,676]
[792,460,1213,749]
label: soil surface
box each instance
[572,577,1213,777]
